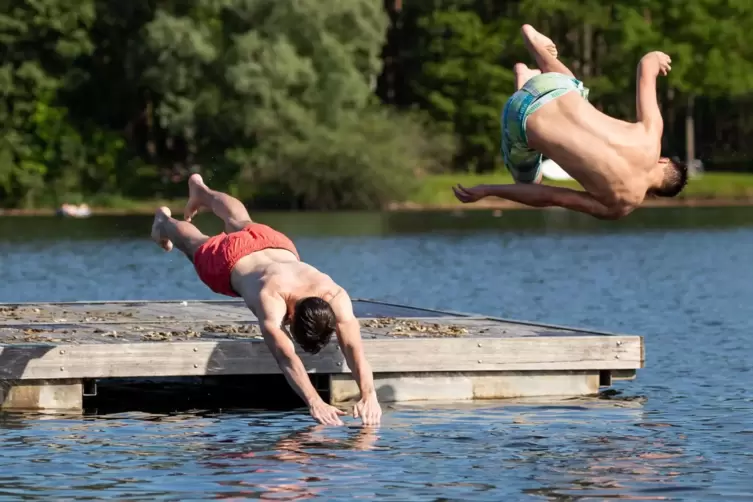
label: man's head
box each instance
[649,156,689,198]
[290,297,336,354]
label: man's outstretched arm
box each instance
[453,183,628,219]
[636,51,671,134]
[330,289,382,426]
[256,293,346,426]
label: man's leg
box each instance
[184,174,253,234]
[520,24,576,78]
[514,63,542,90]
[151,207,209,260]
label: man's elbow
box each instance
[267,343,293,368]
[598,204,633,220]
[641,116,664,138]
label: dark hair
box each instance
[651,157,689,197]
[290,297,336,354]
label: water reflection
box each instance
[205,425,380,500]
[526,431,691,501]
[1,206,753,499]
[0,396,747,500]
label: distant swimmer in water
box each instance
[150,174,381,426]
[452,24,687,219]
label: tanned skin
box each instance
[151,174,382,426]
[453,25,677,220]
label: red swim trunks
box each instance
[193,223,300,297]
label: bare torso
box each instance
[526,92,662,209]
[229,249,340,317]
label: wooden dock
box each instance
[0,299,644,412]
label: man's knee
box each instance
[510,165,543,185]
[183,236,210,260]
[514,177,542,185]
[515,171,544,185]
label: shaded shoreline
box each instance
[3,195,753,217]
[387,196,753,212]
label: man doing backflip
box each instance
[453,25,687,219]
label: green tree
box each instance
[411,7,516,172]
[614,0,753,167]
[0,0,99,206]
[136,0,452,209]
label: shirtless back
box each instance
[232,251,332,311]
[453,25,688,219]
[232,252,345,353]
[526,91,660,210]
[232,250,335,306]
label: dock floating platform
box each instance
[0,300,644,412]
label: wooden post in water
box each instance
[0,379,82,412]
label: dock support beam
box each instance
[0,379,83,412]
[329,371,601,405]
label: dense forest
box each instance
[2,0,753,210]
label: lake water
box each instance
[1,206,753,500]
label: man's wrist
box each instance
[360,388,378,400]
[306,394,325,407]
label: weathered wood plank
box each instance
[0,335,642,380]
[329,371,602,404]
[610,369,637,381]
[0,379,83,411]
[0,299,464,324]
[0,301,627,347]
[0,300,638,340]
[0,317,584,345]
[0,299,622,346]
[0,300,645,410]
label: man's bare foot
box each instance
[151,207,174,252]
[184,173,208,222]
[514,63,542,90]
[521,24,558,59]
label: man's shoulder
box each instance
[267,259,321,276]
[256,263,317,299]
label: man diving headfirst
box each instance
[453,24,687,219]
[150,174,382,426]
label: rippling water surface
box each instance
[1,207,753,500]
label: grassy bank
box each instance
[401,171,753,208]
[3,172,753,216]
[0,197,188,217]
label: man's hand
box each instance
[452,184,488,203]
[353,392,382,426]
[309,399,347,426]
[639,51,672,77]
[329,291,382,427]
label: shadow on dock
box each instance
[82,374,333,415]
[0,338,400,416]
[0,341,320,414]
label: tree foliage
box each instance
[398,0,753,171]
[2,0,753,209]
